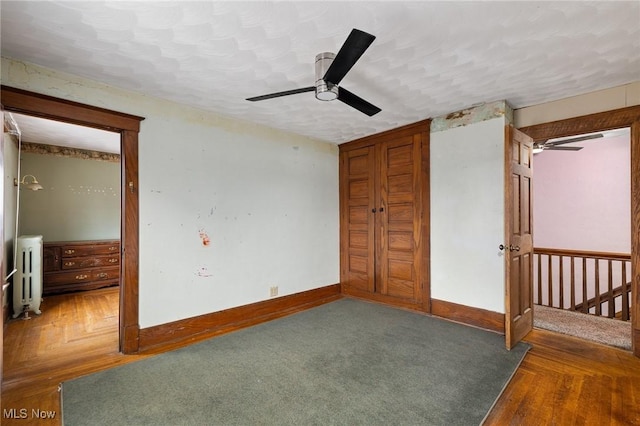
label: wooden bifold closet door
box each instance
[340,121,429,311]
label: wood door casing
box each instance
[505,125,534,349]
[520,105,640,357]
[340,146,376,293]
[377,135,423,302]
[1,85,144,354]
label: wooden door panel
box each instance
[387,142,414,167]
[387,204,413,222]
[388,259,414,281]
[341,147,376,293]
[522,176,531,234]
[349,179,370,199]
[378,135,422,301]
[349,230,369,249]
[388,231,414,251]
[386,278,416,299]
[506,126,534,349]
[348,205,369,224]
[348,153,370,174]
[388,174,413,194]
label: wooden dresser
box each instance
[43,240,120,295]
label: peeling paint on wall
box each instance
[431,100,514,132]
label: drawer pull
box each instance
[108,258,119,263]
[64,261,75,267]
[97,273,109,279]
[109,246,118,251]
[75,274,88,280]
[65,249,76,255]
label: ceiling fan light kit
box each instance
[315,52,339,101]
[247,28,381,117]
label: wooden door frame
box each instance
[519,105,640,357]
[0,85,144,354]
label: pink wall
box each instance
[533,131,631,253]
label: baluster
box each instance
[537,253,542,305]
[594,259,601,316]
[570,256,576,311]
[548,254,553,307]
[559,255,564,309]
[582,258,587,314]
[622,261,629,321]
[607,260,614,318]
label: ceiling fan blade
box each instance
[246,86,315,102]
[323,29,376,85]
[546,146,583,151]
[337,87,381,116]
[545,133,603,146]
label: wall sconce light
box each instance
[14,175,44,191]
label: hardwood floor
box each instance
[485,330,640,425]
[2,288,639,425]
[2,287,145,426]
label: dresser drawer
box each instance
[62,254,120,270]
[93,267,120,281]
[44,266,119,286]
[43,246,61,272]
[45,270,95,286]
[61,243,119,257]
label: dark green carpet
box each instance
[62,298,529,425]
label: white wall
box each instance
[3,134,18,281]
[532,132,631,312]
[430,117,506,313]
[515,81,640,128]
[533,133,631,253]
[1,58,340,328]
[19,153,121,241]
[2,132,19,310]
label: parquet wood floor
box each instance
[2,288,639,425]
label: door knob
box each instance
[499,244,507,251]
[372,208,377,213]
[509,245,520,252]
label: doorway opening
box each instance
[2,112,122,376]
[531,128,632,350]
[519,105,640,357]
[1,85,143,357]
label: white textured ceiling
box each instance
[8,113,121,154]
[1,1,639,144]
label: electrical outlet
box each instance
[269,286,278,297]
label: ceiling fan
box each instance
[246,28,381,117]
[533,133,603,153]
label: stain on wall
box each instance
[199,229,211,246]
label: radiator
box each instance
[12,235,43,318]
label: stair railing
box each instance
[533,247,632,320]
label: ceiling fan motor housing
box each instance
[315,52,338,101]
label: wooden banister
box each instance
[534,247,631,261]
[574,282,631,314]
[534,248,632,321]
